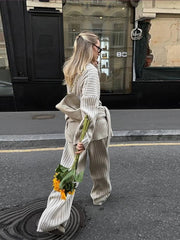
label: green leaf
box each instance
[53,115,89,194]
[60,169,76,189]
[64,182,76,193]
[75,171,84,183]
[55,164,69,173]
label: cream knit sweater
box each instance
[67,63,111,149]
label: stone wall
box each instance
[26,0,62,12]
[136,0,180,67]
[136,0,180,20]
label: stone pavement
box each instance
[1,109,180,149]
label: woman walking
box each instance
[37,31,112,235]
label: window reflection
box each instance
[0,12,13,97]
[0,17,8,69]
[113,23,125,47]
[63,0,133,94]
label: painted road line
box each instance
[0,147,64,153]
[0,142,180,153]
[110,142,180,147]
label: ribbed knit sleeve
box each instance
[73,64,100,149]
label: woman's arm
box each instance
[74,64,100,150]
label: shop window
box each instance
[63,0,133,94]
[92,0,103,4]
[0,12,13,97]
[68,24,80,47]
[92,23,102,36]
[112,23,125,47]
[68,0,80,2]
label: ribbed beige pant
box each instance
[37,137,111,232]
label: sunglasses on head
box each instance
[93,44,102,53]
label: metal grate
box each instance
[0,199,85,240]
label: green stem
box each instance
[71,154,79,170]
[71,115,90,171]
[80,115,90,141]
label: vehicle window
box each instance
[0,12,13,97]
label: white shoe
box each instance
[48,225,65,235]
[58,225,65,233]
[93,193,110,206]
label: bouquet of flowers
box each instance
[53,115,90,200]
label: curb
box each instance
[0,134,65,149]
[1,130,180,149]
[112,130,180,142]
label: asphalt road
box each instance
[1,142,180,240]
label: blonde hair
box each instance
[63,31,99,87]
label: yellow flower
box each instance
[60,189,66,200]
[53,177,67,200]
[68,189,75,195]
[52,115,89,201]
[53,177,61,192]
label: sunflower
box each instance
[52,115,90,200]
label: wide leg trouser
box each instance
[37,137,111,232]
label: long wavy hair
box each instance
[63,31,99,87]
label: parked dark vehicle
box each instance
[0,80,13,96]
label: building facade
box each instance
[0,0,180,110]
[134,0,180,107]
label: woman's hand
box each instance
[75,142,85,154]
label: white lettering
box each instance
[116,52,127,58]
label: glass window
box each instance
[148,15,180,67]
[113,23,125,47]
[63,0,133,94]
[0,12,13,97]
[92,0,103,4]
[68,23,80,46]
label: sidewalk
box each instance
[1,109,180,149]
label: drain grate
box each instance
[0,199,85,240]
